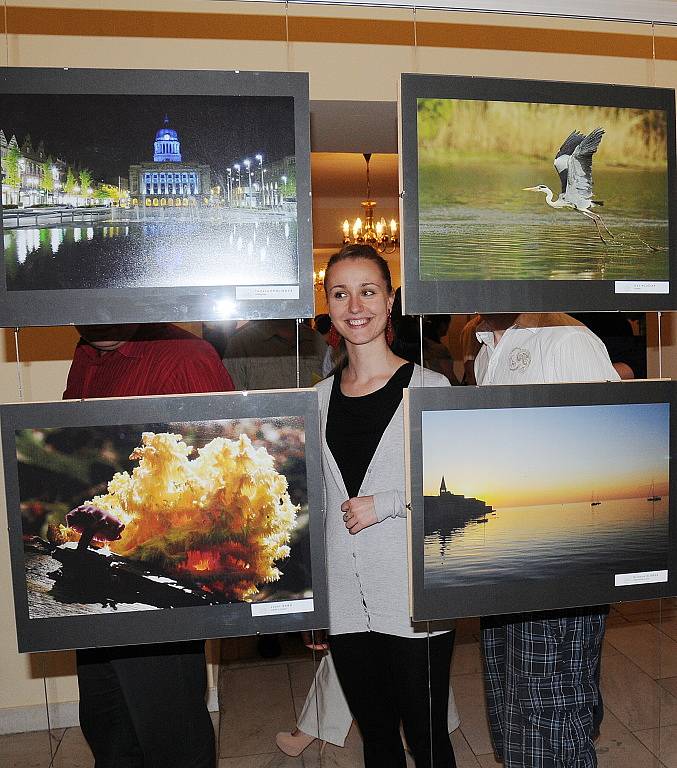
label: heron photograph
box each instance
[416,97,669,282]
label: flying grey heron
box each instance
[524,128,613,244]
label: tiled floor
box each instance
[4,601,677,767]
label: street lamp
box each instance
[234,163,241,207]
[255,154,264,207]
[226,167,232,204]
[243,159,253,208]
[233,163,242,208]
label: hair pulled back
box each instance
[323,244,393,375]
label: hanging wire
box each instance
[13,328,24,401]
[16,329,56,763]
[418,315,425,386]
[296,318,301,388]
[657,311,663,379]
[285,0,292,72]
[651,21,657,86]
[650,22,666,754]
[42,656,55,766]
[310,630,323,765]
[412,5,419,73]
[426,622,434,767]
[3,0,8,67]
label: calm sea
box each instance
[424,496,669,587]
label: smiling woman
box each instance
[323,243,395,378]
[309,243,458,768]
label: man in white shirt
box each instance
[475,312,621,386]
[475,312,620,768]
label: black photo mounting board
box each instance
[405,380,677,621]
[1,389,327,652]
[400,73,677,314]
[0,67,313,327]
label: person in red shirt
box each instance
[64,323,234,768]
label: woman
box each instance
[274,651,460,756]
[315,244,456,767]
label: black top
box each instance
[327,362,415,498]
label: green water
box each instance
[418,160,669,281]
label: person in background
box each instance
[201,320,238,359]
[64,322,234,768]
[222,318,327,390]
[421,315,458,385]
[571,312,642,380]
[390,288,458,385]
[474,312,619,768]
[314,313,336,377]
[314,312,332,340]
[459,314,482,385]
[316,244,457,767]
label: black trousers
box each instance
[77,641,215,768]
[330,630,457,768]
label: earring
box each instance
[386,312,394,346]
[328,323,341,348]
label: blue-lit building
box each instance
[153,116,182,162]
[128,116,211,205]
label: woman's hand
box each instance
[302,629,328,650]
[341,496,378,534]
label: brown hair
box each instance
[324,244,393,296]
[324,244,394,375]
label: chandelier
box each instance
[341,153,398,254]
[313,267,326,291]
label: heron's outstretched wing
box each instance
[565,128,604,203]
[554,130,585,193]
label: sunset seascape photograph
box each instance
[422,402,669,591]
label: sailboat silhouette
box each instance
[647,480,662,503]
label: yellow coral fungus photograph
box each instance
[16,417,312,620]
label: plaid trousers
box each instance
[481,609,606,768]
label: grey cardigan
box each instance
[317,364,452,637]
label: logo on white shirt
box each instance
[508,347,531,372]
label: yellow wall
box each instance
[0,0,676,725]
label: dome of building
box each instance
[153,115,182,163]
[155,126,179,141]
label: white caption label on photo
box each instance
[615,281,670,294]
[236,285,300,300]
[615,569,668,587]
[250,598,314,617]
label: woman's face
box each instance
[326,258,393,347]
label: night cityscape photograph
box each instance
[1,92,298,291]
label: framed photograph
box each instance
[400,73,677,313]
[1,390,327,652]
[0,67,313,327]
[405,381,676,621]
